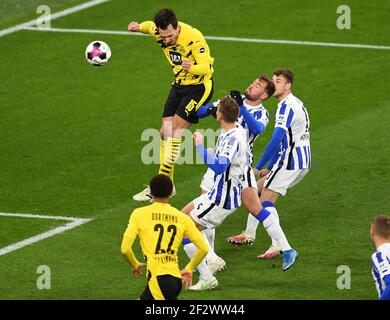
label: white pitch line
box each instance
[0,212,92,256]
[22,26,390,50]
[23,26,144,37]
[0,0,110,37]
[0,212,85,221]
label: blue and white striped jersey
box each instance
[207,126,247,210]
[210,96,269,165]
[237,99,269,165]
[274,93,311,170]
[371,243,390,298]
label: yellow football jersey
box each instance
[139,21,214,86]
[122,202,208,278]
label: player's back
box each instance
[207,126,247,209]
[282,93,310,146]
[131,202,197,278]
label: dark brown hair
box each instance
[273,69,294,84]
[154,8,178,29]
[218,96,239,123]
[372,215,390,239]
[259,74,275,97]
[149,174,173,198]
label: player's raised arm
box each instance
[128,20,155,35]
[255,127,285,171]
[193,132,232,174]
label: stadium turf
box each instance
[0,0,389,299]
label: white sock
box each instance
[202,230,220,264]
[183,242,213,281]
[245,214,259,238]
[259,209,291,251]
[264,206,280,248]
[203,228,215,250]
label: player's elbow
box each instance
[212,165,227,175]
[120,242,130,256]
[252,127,263,135]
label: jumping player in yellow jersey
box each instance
[128,8,214,201]
[121,174,208,300]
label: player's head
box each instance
[272,69,294,98]
[154,8,180,46]
[244,74,275,102]
[216,96,240,124]
[371,215,390,244]
[149,174,173,200]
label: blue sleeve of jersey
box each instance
[380,275,390,300]
[240,105,265,135]
[196,103,216,118]
[196,144,231,174]
[267,152,280,170]
[255,127,286,170]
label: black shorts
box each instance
[139,274,182,300]
[162,78,214,124]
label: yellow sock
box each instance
[158,137,181,184]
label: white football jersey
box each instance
[237,98,269,165]
[207,125,247,209]
[371,243,390,298]
[274,93,311,170]
[210,96,269,165]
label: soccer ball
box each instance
[85,40,111,66]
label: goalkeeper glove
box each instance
[230,90,243,107]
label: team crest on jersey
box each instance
[169,51,182,65]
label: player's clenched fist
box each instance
[193,132,204,145]
[182,60,192,72]
[128,21,140,32]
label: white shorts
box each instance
[264,166,309,196]
[190,193,236,229]
[199,168,214,193]
[200,166,257,193]
[241,166,257,190]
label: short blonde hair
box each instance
[372,215,390,239]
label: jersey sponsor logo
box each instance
[169,51,182,65]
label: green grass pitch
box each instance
[0,0,389,299]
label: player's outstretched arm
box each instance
[240,105,266,135]
[255,127,285,170]
[196,103,217,118]
[193,132,231,174]
[128,21,155,35]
